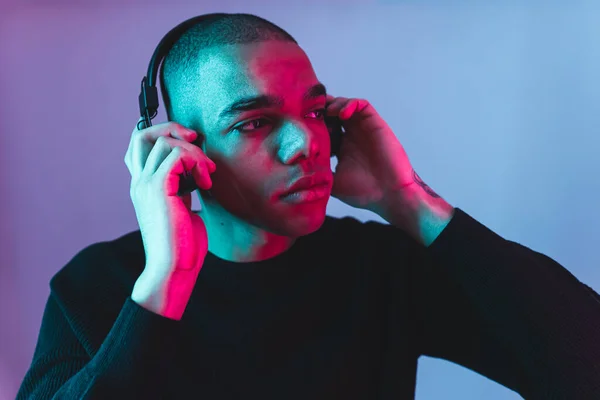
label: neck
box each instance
[197,195,296,263]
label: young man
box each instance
[17,13,600,400]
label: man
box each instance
[17,13,600,399]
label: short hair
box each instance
[159,13,298,124]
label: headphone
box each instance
[138,15,344,195]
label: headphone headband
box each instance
[138,14,228,130]
[137,14,344,158]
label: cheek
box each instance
[230,139,281,179]
[213,153,278,195]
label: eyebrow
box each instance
[218,82,328,119]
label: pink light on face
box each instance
[196,39,333,237]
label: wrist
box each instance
[131,268,197,321]
[376,186,455,247]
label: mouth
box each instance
[278,174,332,204]
[279,183,331,203]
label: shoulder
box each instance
[51,230,144,288]
[49,230,145,323]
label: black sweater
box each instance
[16,208,600,399]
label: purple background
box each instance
[1,1,599,399]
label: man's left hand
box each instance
[326,94,455,246]
[325,94,415,210]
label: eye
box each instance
[306,108,326,120]
[235,118,271,133]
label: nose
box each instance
[277,120,320,164]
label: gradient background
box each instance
[1,0,599,399]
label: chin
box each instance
[270,199,329,237]
[289,213,327,237]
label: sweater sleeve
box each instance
[17,294,180,399]
[408,207,600,399]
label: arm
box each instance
[322,92,600,397]
[17,294,179,399]
[390,202,600,399]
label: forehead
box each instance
[196,41,319,118]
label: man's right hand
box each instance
[124,120,216,320]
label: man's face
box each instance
[189,40,334,237]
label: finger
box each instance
[326,95,346,107]
[130,119,196,141]
[326,97,350,116]
[142,136,172,178]
[339,99,359,120]
[145,136,214,175]
[147,138,215,196]
[339,98,370,120]
[124,117,148,173]
[191,160,214,191]
[154,146,200,197]
[132,122,198,175]
[130,122,198,178]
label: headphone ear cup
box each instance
[326,116,343,157]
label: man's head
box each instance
[160,13,333,238]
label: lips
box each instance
[279,174,331,198]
